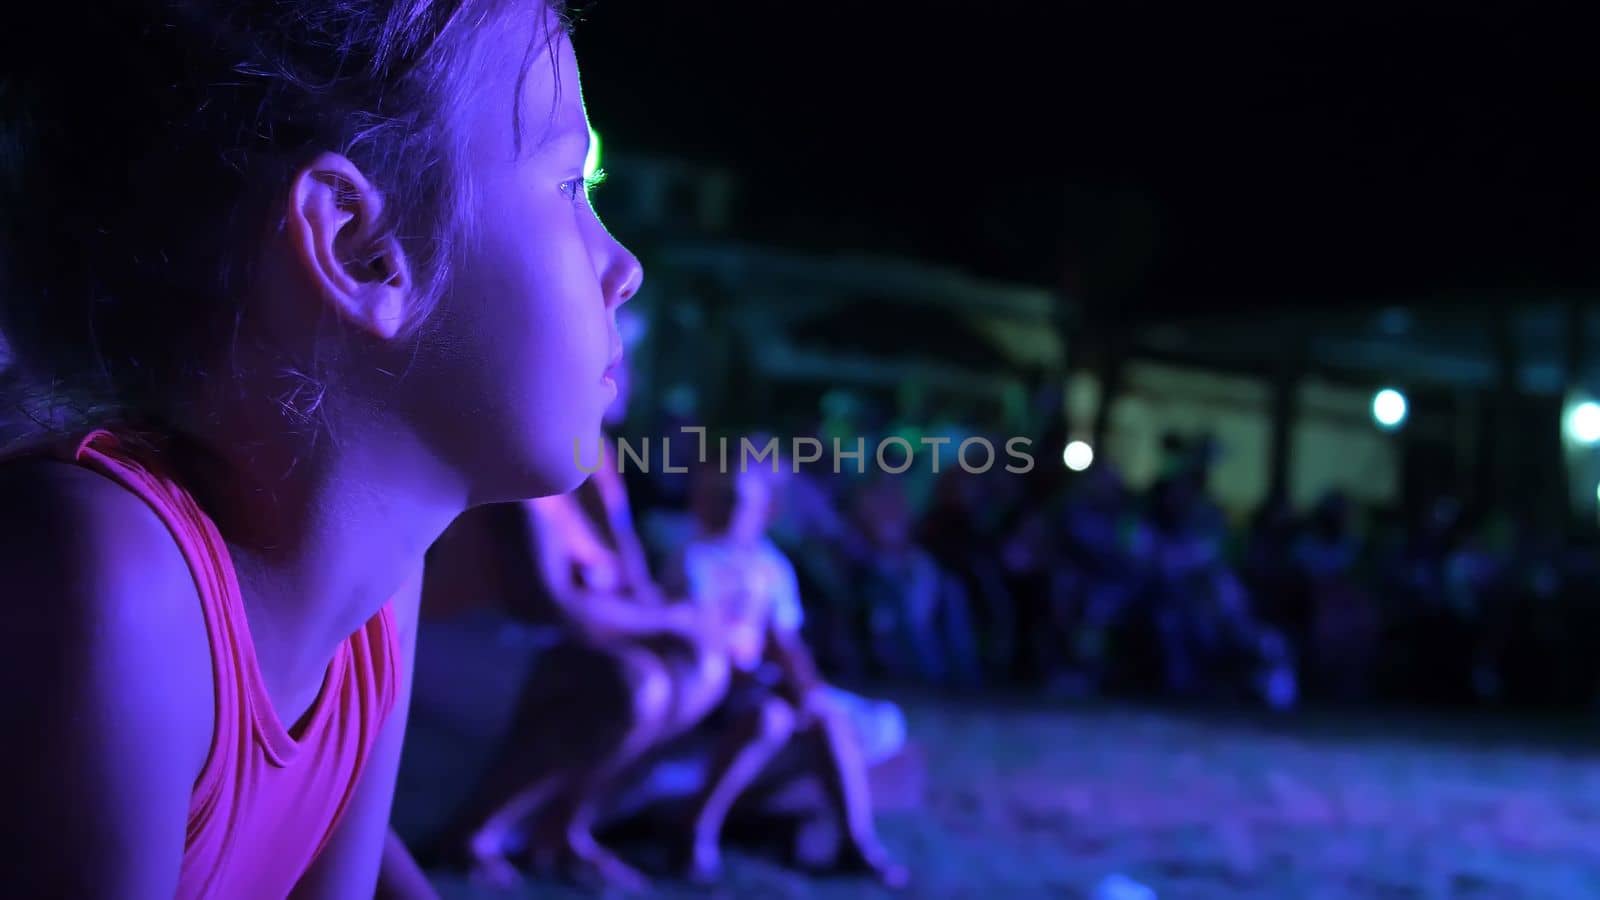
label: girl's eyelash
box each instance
[563,168,607,204]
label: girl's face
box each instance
[408,16,641,504]
[601,350,632,428]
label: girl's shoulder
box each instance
[0,453,211,640]
[0,457,216,884]
[0,456,214,748]
[1,455,181,554]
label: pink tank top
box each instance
[59,431,402,898]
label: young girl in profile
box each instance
[0,2,640,897]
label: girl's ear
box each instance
[286,152,413,340]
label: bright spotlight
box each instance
[1372,388,1407,430]
[1569,401,1600,445]
[1063,440,1094,471]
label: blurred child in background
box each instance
[669,463,909,888]
[854,476,982,688]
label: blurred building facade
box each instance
[597,152,1064,435]
[597,150,1595,527]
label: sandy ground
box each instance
[428,695,1600,899]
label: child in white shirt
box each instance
[669,464,907,888]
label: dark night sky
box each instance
[573,3,1598,317]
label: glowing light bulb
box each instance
[1063,441,1094,471]
[1372,388,1407,430]
[1569,401,1600,445]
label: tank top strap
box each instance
[60,429,251,803]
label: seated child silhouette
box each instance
[667,463,908,888]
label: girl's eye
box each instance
[561,168,608,205]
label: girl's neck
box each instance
[173,405,464,715]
